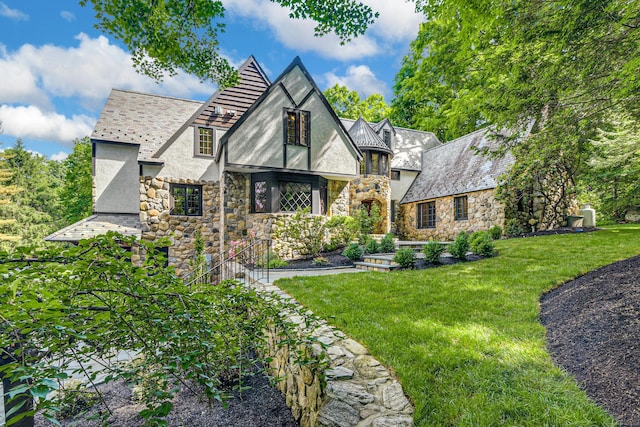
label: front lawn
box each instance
[276,225,640,426]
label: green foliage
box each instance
[324,84,391,122]
[54,380,100,420]
[393,248,416,269]
[469,231,496,257]
[0,233,316,425]
[60,137,93,224]
[81,0,376,85]
[325,215,358,248]
[449,231,470,260]
[256,250,288,268]
[379,233,396,253]
[0,147,22,243]
[353,202,382,237]
[342,242,363,261]
[278,226,640,426]
[273,209,326,257]
[312,256,331,266]
[365,238,379,254]
[488,225,503,240]
[505,219,524,238]
[422,241,445,264]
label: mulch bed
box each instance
[540,255,640,426]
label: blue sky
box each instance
[0,0,423,160]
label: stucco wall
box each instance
[94,143,140,214]
[399,189,506,241]
[390,170,418,202]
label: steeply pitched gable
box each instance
[348,117,393,154]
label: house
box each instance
[46,56,513,273]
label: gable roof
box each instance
[340,118,440,170]
[91,90,202,161]
[154,56,270,158]
[401,127,515,204]
[373,118,396,134]
[347,117,393,154]
[216,56,361,162]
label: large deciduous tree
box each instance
[324,84,391,122]
[60,137,93,224]
[80,0,377,86]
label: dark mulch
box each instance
[511,226,598,238]
[272,248,354,270]
[540,255,640,427]
[35,368,298,427]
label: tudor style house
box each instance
[46,56,514,273]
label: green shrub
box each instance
[470,231,496,257]
[393,248,416,269]
[505,219,524,237]
[450,231,470,260]
[312,256,331,266]
[273,208,326,257]
[342,243,364,261]
[365,238,380,254]
[488,225,503,240]
[379,233,396,253]
[255,250,288,268]
[422,241,445,263]
[325,215,358,247]
[353,203,382,237]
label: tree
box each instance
[323,84,390,122]
[0,150,22,244]
[60,137,93,224]
[80,0,378,86]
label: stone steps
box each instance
[355,253,399,272]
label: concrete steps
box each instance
[354,254,400,272]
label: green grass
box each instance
[276,225,640,426]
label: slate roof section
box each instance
[401,128,515,204]
[347,117,393,154]
[44,214,141,242]
[91,89,202,161]
[340,118,440,171]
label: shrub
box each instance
[379,233,396,253]
[505,219,524,238]
[273,208,326,257]
[342,243,364,261]
[488,225,503,240]
[312,256,331,266]
[470,231,496,257]
[325,215,358,247]
[256,250,288,268]
[353,203,382,237]
[422,241,445,263]
[365,238,380,254]
[450,231,470,260]
[393,248,416,269]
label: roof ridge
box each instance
[110,88,204,105]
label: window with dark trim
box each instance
[361,152,389,176]
[371,153,380,175]
[254,181,268,213]
[383,129,391,148]
[454,196,468,220]
[279,181,312,212]
[391,170,400,180]
[285,109,310,146]
[171,184,202,216]
[418,201,436,228]
[197,127,214,156]
[251,173,326,214]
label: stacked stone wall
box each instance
[399,189,505,241]
[223,171,250,248]
[138,176,220,276]
[328,180,350,217]
[349,176,391,234]
[253,281,414,427]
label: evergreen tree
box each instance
[60,137,93,224]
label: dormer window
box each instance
[285,109,310,146]
[383,129,391,148]
[197,127,214,156]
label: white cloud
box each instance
[0,34,215,112]
[50,151,69,161]
[0,2,28,21]
[323,65,390,99]
[60,11,75,22]
[224,0,422,61]
[0,105,95,147]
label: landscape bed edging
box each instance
[251,280,414,427]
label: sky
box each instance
[0,0,424,161]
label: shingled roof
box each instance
[44,214,141,242]
[401,128,515,204]
[347,117,393,154]
[91,90,202,161]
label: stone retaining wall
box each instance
[253,281,414,427]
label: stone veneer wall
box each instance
[222,171,250,249]
[252,280,414,427]
[328,180,350,217]
[399,189,505,241]
[138,176,220,276]
[349,176,391,234]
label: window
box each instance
[454,196,468,220]
[381,154,388,176]
[360,160,366,175]
[418,201,436,228]
[285,109,310,146]
[279,181,312,212]
[361,152,389,176]
[391,170,401,180]
[171,184,202,216]
[371,153,380,175]
[254,181,268,213]
[197,127,214,156]
[383,129,391,148]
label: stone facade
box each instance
[328,180,351,217]
[138,176,221,276]
[253,280,414,427]
[399,189,505,241]
[349,176,391,234]
[222,171,250,248]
